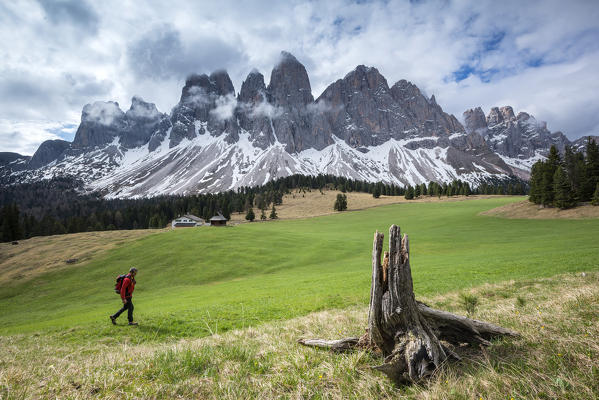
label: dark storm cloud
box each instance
[127,25,246,80]
[37,0,99,33]
[0,70,113,120]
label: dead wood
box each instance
[298,224,519,385]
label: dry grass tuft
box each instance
[480,199,599,219]
[1,271,597,399]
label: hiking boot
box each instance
[128,322,138,326]
[110,315,116,325]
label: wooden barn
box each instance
[171,214,204,228]
[209,212,227,226]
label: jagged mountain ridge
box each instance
[463,106,573,178]
[2,51,585,198]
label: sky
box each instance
[1,0,598,155]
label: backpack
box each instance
[114,274,129,294]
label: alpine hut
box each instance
[209,212,227,226]
[171,214,204,228]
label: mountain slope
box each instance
[3,51,588,197]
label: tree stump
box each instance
[299,224,518,385]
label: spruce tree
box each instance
[583,138,599,200]
[404,186,414,200]
[269,205,278,219]
[553,166,575,209]
[414,185,421,198]
[245,208,255,222]
[592,183,599,206]
[529,161,544,204]
[334,194,347,211]
[260,208,267,220]
[373,185,381,198]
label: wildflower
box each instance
[541,326,545,329]
[319,374,323,379]
[557,353,562,357]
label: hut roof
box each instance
[182,214,204,222]
[210,212,227,221]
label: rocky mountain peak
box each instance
[500,106,515,121]
[267,51,313,107]
[344,65,389,93]
[390,79,422,100]
[179,70,234,104]
[81,101,126,125]
[126,96,161,120]
[486,107,504,126]
[28,139,70,169]
[72,101,127,148]
[238,69,267,104]
[209,70,235,96]
[463,107,488,134]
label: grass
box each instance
[0,196,598,398]
[1,196,598,343]
[480,199,599,219]
[1,271,597,399]
[0,229,158,285]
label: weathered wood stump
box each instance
[299,224,518,385]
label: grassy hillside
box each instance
[1,196,598,342]
[2,271,597,399]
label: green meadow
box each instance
[1,196,598,343]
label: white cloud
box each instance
[210,94,237,121]
[0,119,74,155]
[82,101,124,126]
[248,100,283,119]
[1,0,598,154]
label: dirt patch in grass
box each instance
[228,189,515,222]
[0,230,160,285]
[481,199,599,219]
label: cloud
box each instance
[306,100,342,115]
[37,0,99,34]
[82,101,124,126]
[127,25,246,81]
[0,69,113,121]
[183,86,211,106]
[1,0,599,154]
[248,100,284,119]
[0,120,75,155]
[210,94,237,121]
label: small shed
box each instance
[171,214,204,228]
[210,212,227,226]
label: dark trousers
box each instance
[112,299,134,322]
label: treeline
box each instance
[1,173,523,242]
[529,139,599,209]
[402,177,527,200]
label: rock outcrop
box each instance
[28,139,71,169]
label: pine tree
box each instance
[592,183,599,206]
[334,194,347,211]
[245,208,255,222]
[260,208,267,220]
[529,161,544,204]
[404,186,414,200]
[414,185,421,198]
[583,138,599,200]
[269,205,278,219]
[373,185,381,198]
[553,166,576,209]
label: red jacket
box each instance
[120,274,135,300]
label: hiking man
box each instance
[110,267,138,326]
